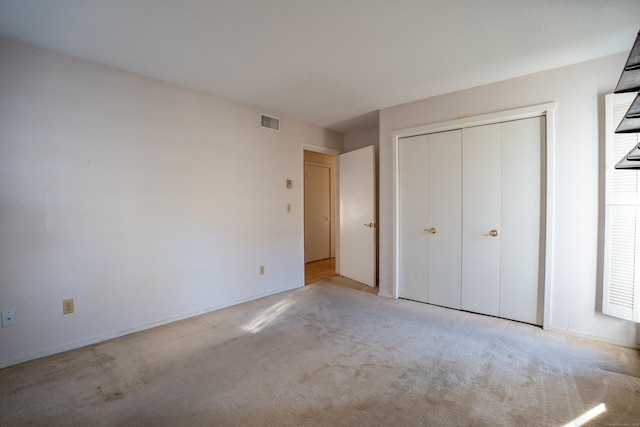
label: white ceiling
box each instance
[1,1,639,133]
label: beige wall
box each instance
[344,126,379,153]
[0,38,343,367]
[379,52,640,347]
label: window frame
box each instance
[603,92,640,323]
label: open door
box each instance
[339,146,376,287]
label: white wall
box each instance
[0,38,343,367]
[344,126,379,153]
[379,52,640,347]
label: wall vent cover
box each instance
[261,114,280,131]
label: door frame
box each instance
[390,102,557,329]
[300,143,342,282]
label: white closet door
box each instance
[428,130,462,308]
[500,117,542,324]
[462,124,502,317]
[397,135,429,302]
[398,117,543,324]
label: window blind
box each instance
[603,93,640,322]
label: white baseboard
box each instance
[545,326,640,349]
[0,282,303,369]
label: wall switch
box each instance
[2,310,16,327]
[287,203,291,213]
[286,179,292,189]
[259,265,265,275]
[63,299,74,314]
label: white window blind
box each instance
[603,93,640,322]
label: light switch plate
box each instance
[2,309,16,327]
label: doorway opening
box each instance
[303,150,337,284]
[304,258,336,285]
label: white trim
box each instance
[392,131,400,298]
[0,283,303,369]
[391,102,557,139]
[543,107,556,330]
[546,326,640,349]
[391,102,557,329]
[300,142,342,156]
[602,92,640,323]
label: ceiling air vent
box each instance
[261,114,280,131]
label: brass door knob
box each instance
[425,227,437,234]
[364,223,376,228]
[484,229,499,237]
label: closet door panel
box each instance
[500,117,543,324]
[428,130,462,308]
[462,124,501,317]
[397,135,429,302]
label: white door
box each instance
[397,131,462,307]
[461,124,502,317]
[461,118,543,324]
[339,146,376,287]
[398,135,429,301]
[397,117,543,325]
[427,131,462,308]
[304,164,331,262]
[499,117,542,324]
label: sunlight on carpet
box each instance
[241,297,295,334]
[562,403,606,427]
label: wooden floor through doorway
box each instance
[305,258,336,284]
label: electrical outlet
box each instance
[63,299,74,314]
[259,265,265,275]
[2,309,16,327]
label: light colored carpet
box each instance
[1,276,639,426]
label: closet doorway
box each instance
[393,102,556,326]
